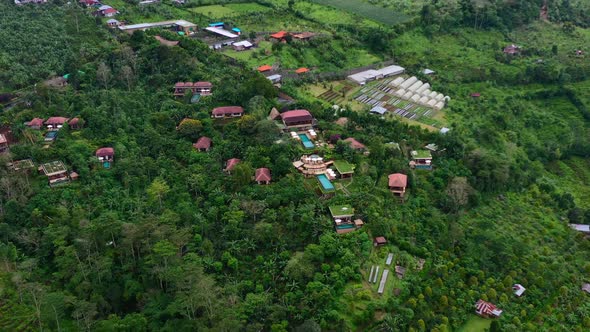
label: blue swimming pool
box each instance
[336,224,355,230]
[317,174,335,191]
[299,134,314,149]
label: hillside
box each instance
[1,1,590,331]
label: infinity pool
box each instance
[317,174,335,191]
[299,134,314,149]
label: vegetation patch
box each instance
[309,0,411,26]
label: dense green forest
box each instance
[1,1,590,331]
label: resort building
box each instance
[0,134,8,153]
[475,299,502,318]
[255,168,271,185]
[333,160,355,179]
[503,44,521,55]
[224,158,240,174]
[96,147,115,168]
[26,118,44,130]
[174,81,212,96]
[45,117,69,131]
[193,136,212,152]
[329,205,363,234]
[68,117,82,130]
[343,137,367,153]
[373,236,387,247]
[292,155,333,178]
[41,161,70,187]
[280,109,315,130]
[409,150,433,170]
[211,106,244,118]
[388,173,408,197]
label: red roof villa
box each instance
[388,173,408,198]
[174,81,212,97]
[373,236,387,247]
[503,44,521,55]
[255,168,271,185]
[96,147,115,162]
[0,134,8,153]
[224,158,241,174]
[45,117,69,131]
[193,136,212,152]
[475,299,502,318]
[26,118,45,130]
[280,109,314,130]
[212,106,244,119]
[344,137,367,152]
[68,117,82,130]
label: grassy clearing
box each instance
[458,315,492,332]
[310,0,411,26]
[189,3,271,18]
[294,1,380,28]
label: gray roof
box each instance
[370,106,387,115]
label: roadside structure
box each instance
[119,20,197,35]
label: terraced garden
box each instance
[353,78,445,127]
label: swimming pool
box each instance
[336,224,355,230]
[299,134,314,149]
[317,174,335,191]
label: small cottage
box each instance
[193,136,212,152]
[224,158,241,174]
[388,173,408,197]
[373,236,387,247]
[255,168,271,185]
[211,106,244,119]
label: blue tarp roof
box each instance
[232,27,241,32]
[209,22,224,26]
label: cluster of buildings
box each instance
[389,76,449,111]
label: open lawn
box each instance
[189,3,271,18]
[294,1,380,28]
[310,0,411,26]
[458,315,492,332]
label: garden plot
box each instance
[354,78,442,124]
